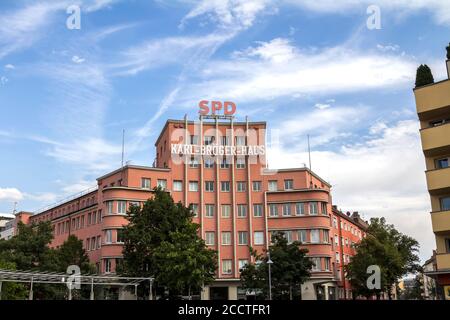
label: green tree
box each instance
[0,221,53,270]
[346,217,421,300]
[120,187,216,298]
[415,64,434,87]
[0,261,28,300]
[56,235,94,273]
[240,233,313,300]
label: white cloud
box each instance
[377,44,400,52]
[267,119,434,260]
[314,103,331,110]
[0,76,8,85]
[180,0,274,30]
[180,38,418,103]
[4,64,15,69]
[72,55,85,64]
[283,0,450,26]
[0,188,24,201]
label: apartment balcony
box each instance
[420,123,450,156]
[414,79,450,121]
[436,253,450,270]
[426,167,450,195]
[431,210,450,233]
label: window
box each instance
[334,235,339,245]
[332,217,338,228]
[269,204,278,217]
[129,201,140,208]
[222,260,232,274]
[236,158,246,169]
[436,158,449,169]
[221,204,231,218]
[205,232,215,245]
[92,211,97,224]
[310,229,320,244]
[323,230,329,243]
[282,204,292,216]
[237,181,246,192]
[219,157,230,169]
[189,156,199,168]
[298,230,306,243]
[252,181,262,191]
[190,204,199,217]
[309,202,318,215]
[335,252,340,263]
[189,181,199,192]
[284,179,294,190]
[97,236,101,249]
[441,197,450,211]
[237,204,247,218]
[117,229,124,243]
[107,201,114,214]
[205,181,214,192]
[157,179,167,189]
[235,136,246,146]
[254,231,264,245]
[253,204,263,217]
[203,136,215,146]
[282,231,293,244]
[190,135,199,145]
[238,231,248,245]
[238,260,248,272]
[205,204,215,217]
[104,259,112,273]
[91,237,96,251]
[80,215,85,228]
[268,181,278,191]
[321,202,328,215]
[324,257,330,271]
[141,178,151,189]
[293,203,304,216]
[446,238,450,253]
[173,180,182,191]
[86,238,90,251]
[221,181,230,192]
[105,230,113,244]
[204,157,214,168]
[221,232,231,245]
[221,136,230,146]
[117,201,126,214]
[311,257,321,271]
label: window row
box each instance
[189,157,247,169]
[104,229,125,244]
[85,235,102,251]
[188,135,250,146]
[221,259,250,275]
[190,204,265,218]
[140,178,167,190]
[268,202,328,217]
[270,229,330,244]
[205,231,265,246]
[105,200,142,215]
[55,210,102,235]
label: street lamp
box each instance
[267,252,273,300]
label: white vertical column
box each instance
[231,118,238,278]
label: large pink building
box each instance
[16,116,367,300]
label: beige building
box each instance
[414,55,450,299]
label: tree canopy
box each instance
[345,217,421,299]
[120,187,216,298]
[240,233,313,300]
[415,64,434,87]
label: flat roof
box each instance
[96,164,170,181]
[264,167,332,188]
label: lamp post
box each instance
[267,252,273,300]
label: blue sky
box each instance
[1,0,449,260]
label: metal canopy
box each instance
[0,269,154,300]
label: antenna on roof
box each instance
[121,129,125,168]
[13,201,17,215]
[307,134,312,170]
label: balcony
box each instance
[426,167,450,194]
[436,253,450,270]
[414,79,450,120]
[420,123,450,156]
[431,210,450,233]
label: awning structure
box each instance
[0,269,154,300]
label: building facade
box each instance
[12,116,367,300]
[414,56,450,298]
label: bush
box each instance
[415,64,434,88]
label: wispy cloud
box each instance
[0,187,24,202]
